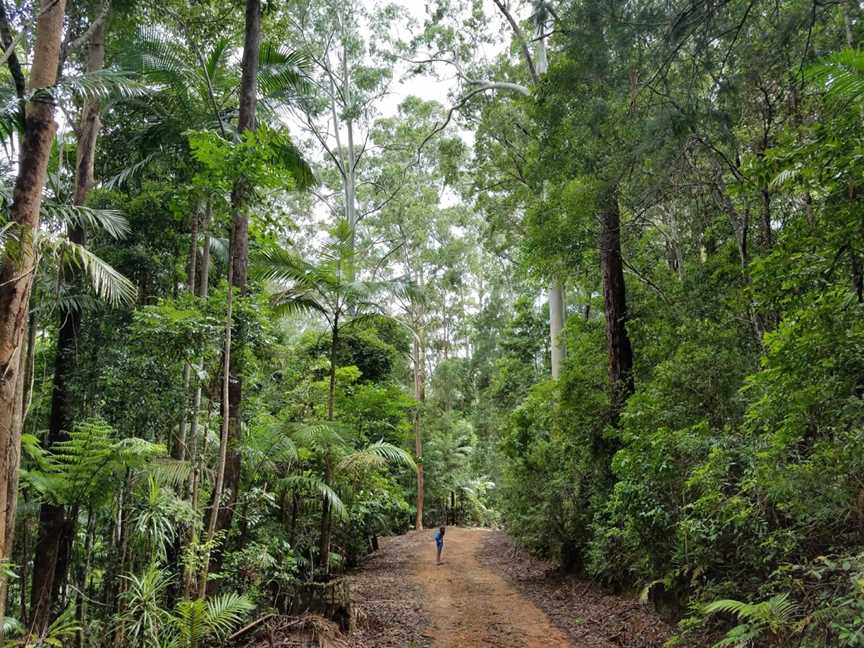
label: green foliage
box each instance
[187,125,313,194]
[704,594,800,648]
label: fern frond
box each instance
[145,458,193,487]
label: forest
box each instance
[0,0,863,646]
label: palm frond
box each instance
[285,421,349,450]
[50,204,130,239]
[2,615,24,637]
[808,49,864,101]
[280,474,347,520]
[258,43,311,99]
[253,247,327,288]
[209,236,229,263]
[204,592,254,640]
[101,152,160,190]
[269,132,315,189]
[145,458,193,488]
[59,69,150,102]
[0,184,129,238]
[271,292,328,318]
[338,440,417,474]
[59,240,138,306]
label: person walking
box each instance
[435,526,446,565]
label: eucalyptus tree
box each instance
[414,0,567,378]
[277,0,403,259]
[363,95,475,528]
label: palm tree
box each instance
[257,220,398,422]
[255,220,413,577]
[280,422,415,578]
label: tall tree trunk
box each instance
[549,280,564,379]
[174,212,199,462]
[200,240,234,597]
[0,310,28,639]
[600,190,634,422]
[534,33,565,380]
[318,318,339,578]
[0,0,67,608]
[29,11,101,636]
[214,0,260,543]
[413,333,425,530]
[186,201,210,500]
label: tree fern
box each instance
[37,419,164,507]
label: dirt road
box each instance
[350,528,671,648]
[414,527,572,647]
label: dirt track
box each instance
[415,527,572,647]
[349,528,671,648]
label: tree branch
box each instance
[492,0,538,84]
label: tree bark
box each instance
[549,280,564,379]
[214,0,260,543]
[174,210,199,462]
[599,190,634,422]
[413,333,425,530]
[0,2,67,594]
[318,318,339,578]
[28,15,104,634]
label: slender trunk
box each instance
[0,0,67,608]
[318,319,339,578]
[214,0,260,547]
[174,212,199,461]
[75,508,95,648]
[29,17,103,634]
[289,492,299,547]
[327,318,339,422]
[187,204,210,498]
[317,460,333,578]
[200,239,235,597]
[450,491,456,525]
[600,190,634,422]
[549,280,564,379]
[111,476,130,648]
[341,41,359,259]
[413,333,425,530]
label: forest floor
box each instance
[349,527,673,648]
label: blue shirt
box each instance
[435,530,443,545]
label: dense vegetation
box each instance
[0,0,863,646]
